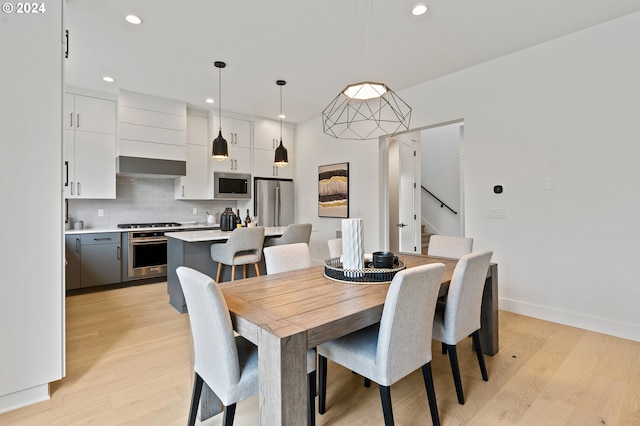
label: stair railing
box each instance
[421,185,458,215]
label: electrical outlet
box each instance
[193,208,198,215]
[98,209,104,217]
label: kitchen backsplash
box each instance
[67,176,239,229]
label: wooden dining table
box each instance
[200,253,498,425]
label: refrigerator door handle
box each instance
[274,185,281,227]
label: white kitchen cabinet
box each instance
[253,122,294,179]
[175,113,209,199]
[209,145,251,174]
[254,120,282,151]
[64,93,116,135]
[211,114,251,149]
[64,129,116,199]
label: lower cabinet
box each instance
[65,232,121,289]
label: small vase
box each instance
[342,218,364,277]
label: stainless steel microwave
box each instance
[213,172,252,199]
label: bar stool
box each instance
[210,226,265,282]
[263,223,312,247]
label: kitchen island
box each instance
[166,226,286,313]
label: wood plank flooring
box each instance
[1,282,639,425]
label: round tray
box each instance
[323,257,406,284]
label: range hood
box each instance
[116,156,186,178]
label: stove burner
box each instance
[117,222,182,229]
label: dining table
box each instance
[198,253,498,425]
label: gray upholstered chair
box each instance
[263,223,312,247]
[263,242,313,274]
[327,238,342,258]
[318,263,445,426]
[176,266,258,426]
[432,250,493,405]
[427,235,473,259]
[177,266,318,426]
[210,226,265,282]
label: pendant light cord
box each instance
[279,84,283,140]
[218,66,222,131]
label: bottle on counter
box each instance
[236,209,242,228]
[244,209,252,227]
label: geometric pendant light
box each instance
[274,79,288,167]
[322,81,412,140]
[211,61,228,161]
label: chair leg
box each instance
[188,373,204,426]
[215,263,222,283]
[254,262,260,277]
[379,385,394,426]
[364,377,371,388]
[222,403,236,426]
[421,362,440,426]
[318,355,327,414]
[308,371,317,426]
[441,341,447,354]
[446,344,465,404]
[242,264,247,279]
[231,265,236,281]
[472,330,489,381]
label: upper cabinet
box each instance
[253,120,294,179]
[208,113,252,175]
[211,114,251,149]
[118,90,187,161]
[64,92,116,199]
[175,113,209,199]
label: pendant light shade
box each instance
[274,80,288,167]
[211,61,228,161]
[322,81,412,140]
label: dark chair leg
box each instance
[308,371,316,426]
[446,344,465,404]
[188,373,204,426]
[364,377,371,388]
[441,341,447,354]
[421,362,440,426]
[472,330,489,381]
[222,403,236,426]
[318,355,328,414]
[379,385,394,426]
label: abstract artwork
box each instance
[318,162,349,218]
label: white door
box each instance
[398,138,420,253]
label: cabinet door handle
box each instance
[70,182,74,196]
[117,246,121,260]
[77,182,81,196]
[182,185,185,197]
[65,29,69,59]
[64,161,69,186]
[76,114,80,128]
[75,237,80,252]
[93,237,112,241]
[70,112,74,128]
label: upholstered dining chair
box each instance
[263,242,313,274]
[427,235,473,259]
[177,266,318,426]
[432,250,493,405]
[176,266,258,426]
[263,223,312,247]
[317,263,445,426]
[327,238,342,259]
[210,226,265,282]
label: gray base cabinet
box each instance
[65,232,121,289]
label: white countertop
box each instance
[65,223,220,235]
[165,226,287,242]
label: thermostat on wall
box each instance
[493,185,503,194]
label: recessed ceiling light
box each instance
[205,98,214,104]
[102,76,115,83]
[125,14,143,25]
[412,4,428,16]
[279,114,286,119]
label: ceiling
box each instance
[65,0,640,124]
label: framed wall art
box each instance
[318,162,349,218]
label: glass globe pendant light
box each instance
[274,80,288,167]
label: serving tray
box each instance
[323,257,406,284]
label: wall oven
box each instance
[126,231,168,280]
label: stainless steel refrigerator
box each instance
[254,177,294,227]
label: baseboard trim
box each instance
[499,297,640,342]
[0,384,49,414]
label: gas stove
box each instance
[117,222,182,229]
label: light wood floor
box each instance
[2,282,639,425]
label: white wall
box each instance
[421,123,462,236]
[0,0,64,412]
[295,12,640,341]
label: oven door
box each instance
[128,232,167,279]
